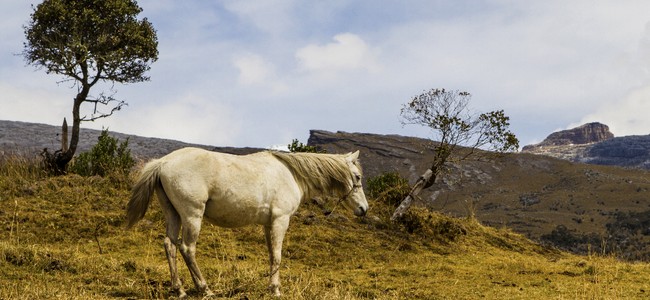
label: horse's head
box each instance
[344,151,368,217]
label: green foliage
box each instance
[23,0,159,172]
[367,172,411,207]
[288,139,324,153]
[23,0,158,84]
[400,88,519,153]
[69,129,135,177]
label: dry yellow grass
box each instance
[1,159,650,299]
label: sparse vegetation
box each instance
[69,129,135,179]
[393,88,519,220]
[367,172,410,207]
[2,156,650,299]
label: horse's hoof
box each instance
[170,288,188,299]
[269,284,281,297]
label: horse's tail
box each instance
[125,159,163,229]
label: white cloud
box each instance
[577,86,650,137]
[295,33,381,74]
[233,53,287,92]
[234,53,271,85]
[0,81,70,125]
[101,93,243,146]
[223,0,295,35]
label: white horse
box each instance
[125,147,368,298]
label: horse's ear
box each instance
[347,150,360,161]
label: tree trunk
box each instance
[43,90,87,174]
[391,169,438,221]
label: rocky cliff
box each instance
[524,122,614,149]
[522,122,650,169]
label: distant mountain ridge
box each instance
[0,120,262,159]
[522,122,650,169]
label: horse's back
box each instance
[157,147,301,227]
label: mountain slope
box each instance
[309,130,650,260]
[0,120,262,159]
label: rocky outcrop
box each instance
[583,135,650,168]
[522,122,650,169]
[523,122,613,150]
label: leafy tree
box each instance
[391,88,519,220]
[23,0,158,174]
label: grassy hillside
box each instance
[421,153,650,260]
[308,130,650,261]
[2,157,650,299]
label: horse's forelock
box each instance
[271,152,355,199]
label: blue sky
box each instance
[2,1,650,149]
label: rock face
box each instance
[584,135,650,168]
[523,122,614,150]
[522,122,650,169]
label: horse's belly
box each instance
[203,197,269,228]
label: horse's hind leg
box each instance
[264,215,290,297]
[157,186,186,298]
[179,217,214,297]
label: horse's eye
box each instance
[355,174,362,181]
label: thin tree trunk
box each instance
[48,90,86,174]
[391,169,437,221]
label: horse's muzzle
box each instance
[354,206,367,217]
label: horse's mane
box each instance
[271,151,361,200]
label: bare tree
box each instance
[391,88,519,221]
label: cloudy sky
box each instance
[2,1,650,149]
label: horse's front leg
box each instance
[264,215,290,297]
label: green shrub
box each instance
[288,139,324,153]
[366,172,411,207]
[70,129,135,177]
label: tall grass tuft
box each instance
[0,153,46,181]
